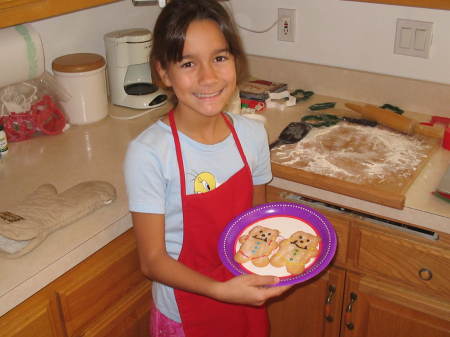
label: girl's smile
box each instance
[193,89,223,99]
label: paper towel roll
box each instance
[0,24,45,88]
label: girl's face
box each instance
[157,19,237,119]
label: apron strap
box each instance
[222,113,250,170]
[169,110,187,198]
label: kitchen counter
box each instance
[263,96,450,234]
[0,95,448,317]
[0,103,170,316]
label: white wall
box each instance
[31,0,162,72]
[228,0,450,85]
[31,0,450,85]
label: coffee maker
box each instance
[104,28,167,110]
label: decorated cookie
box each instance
[270,230,320,275]
[234,226,280,267]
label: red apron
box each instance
[169,110,269,337]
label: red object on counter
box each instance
[2,112,35,142]
[32,95,66,135]
[443,127,450,151]
[1,95,66,142]
[240,98,266,112]
[431,116,450,127]
[422,116,450,151]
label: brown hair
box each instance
[150,0,248,88]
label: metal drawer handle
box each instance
[418,268,433,281]
[324,285,336,322]
[344,292,358,330]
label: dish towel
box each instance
[0,181,116,258]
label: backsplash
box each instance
[248,55,450,118]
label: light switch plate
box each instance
[394,19,433,58]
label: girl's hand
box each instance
[212,274,291,306]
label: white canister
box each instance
[52,53,108,125]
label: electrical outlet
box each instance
[278,8,296,42]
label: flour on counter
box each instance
[271,123,434,186]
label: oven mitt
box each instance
[0,181,116,258]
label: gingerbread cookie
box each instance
[234,225,280,267]
[270,230,320,275]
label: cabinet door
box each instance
[0,290,65,337]
[55,230,148,337]
[82,280,152,337]
[341,272,450,337]
[268,266,346,337]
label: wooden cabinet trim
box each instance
[0,0,119,29]
[0,0,43,10]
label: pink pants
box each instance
[150,306,185,337]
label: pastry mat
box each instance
[271,122,437,188]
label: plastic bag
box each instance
[0,72,71,142]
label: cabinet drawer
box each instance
[266,185,350,266]
[354,224,450,298]
[55,231,147,337]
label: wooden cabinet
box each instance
[341,273,450,337]
[0,289,65,337]
[0,229,152,337]
[0,0,119,29]
[350,219,450,298]
[268,266,346,337]
[266,185,450,337]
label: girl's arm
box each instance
[132,211,289,306]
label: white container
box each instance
[52,53,108,125]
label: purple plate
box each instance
[218,202,337,286]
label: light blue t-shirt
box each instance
[124,113,272,322]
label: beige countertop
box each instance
[0,96,449,317]
[0,103,170,316]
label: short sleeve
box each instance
[124,139,166,214]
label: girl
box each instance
[124,1,290,336]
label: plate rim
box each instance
[218,201,337,286]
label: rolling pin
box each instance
[345,103,443,138]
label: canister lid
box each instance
[52,53,105,73]
[104,28,152,43]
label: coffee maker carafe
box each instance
[104,28,167,109]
